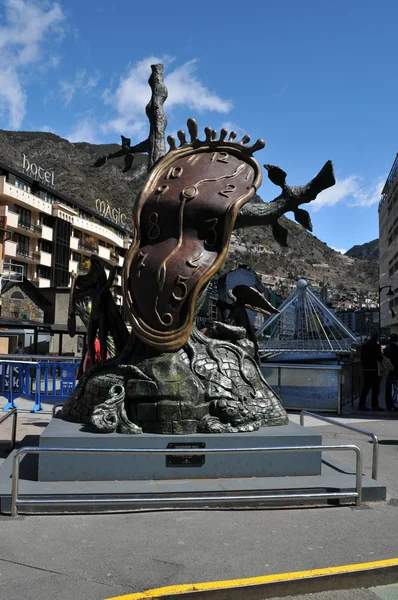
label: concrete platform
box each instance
[37,418,322,481]
[0,435,386,514]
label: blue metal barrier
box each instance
[1,360,79,412]
[0,361,32,411]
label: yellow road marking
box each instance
[105,557,398,599]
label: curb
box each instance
[105,558,398,600]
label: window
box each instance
[44,191,56,204]
[15,179,31,193]
[72,251,80,262]
[10,291,24,300]
[12,233,30,257]
[38,266,50,279]
[14,205,31,228]
[52,219,72,287]
[39,240,52,253]
[40,214,54,227]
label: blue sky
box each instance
[0,0,397,253]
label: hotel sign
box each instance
[22,154,55,186]
[95,199,127,226]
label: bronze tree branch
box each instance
[235,160,335,246]
[93,63,168,172]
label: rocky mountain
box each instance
[0,129,148,219]
[225,216,378,294]
[345,239,379,261]
[0,129,378,294]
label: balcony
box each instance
[69,260,79,274]
[4,240,17,258]
[18,222,42,237]
[6,211,19,229]
[41,224,53,242]
[98,245,110,260]
[73,215,125,247]
[78,241,99,254]
[39,251,52,267]
[52,203,78,223]
[16,249,40,262]
[0,177,52,215]
[38,277,51,288]
[70,236,79,251]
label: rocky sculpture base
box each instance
[61,327,288,434]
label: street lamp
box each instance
[378,285,394,338]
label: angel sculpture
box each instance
[68,255,129,368]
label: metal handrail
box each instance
[260,363,343,370]
[0,355,81,362]
[0,409,17,451]
[300,410,379,480]
[10,444,362,516]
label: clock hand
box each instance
[192,163,246,189]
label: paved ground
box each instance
[282,588,398,600]
[0,395,398,600]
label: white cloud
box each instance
[0,0,65,129]
[166,60,232,113]
[311,174,386,212]
[331,247,347,254]
[66,119,99,144]
[0,68,26,129]
[102,56,232,136]
[220,121,246,139]
[59,69,101,106]
[38,124,55,133]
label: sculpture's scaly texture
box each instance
[62,118,335,434]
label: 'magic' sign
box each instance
[22,154,55,186]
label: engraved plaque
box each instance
[166,442,205,467]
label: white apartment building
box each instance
[0,158,132,305]
[379,153,398,333]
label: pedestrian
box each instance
[383,333,398,411]
[14,342,23,354]
[358,332,384,412]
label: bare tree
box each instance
[93,64,168,173]
[94,63,335,245]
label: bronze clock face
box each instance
[123,137,263,351]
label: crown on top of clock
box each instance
[167,118,265,155]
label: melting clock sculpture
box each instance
[63,119,335,434]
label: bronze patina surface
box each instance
[62,64,335,435]
[123,120,264,351]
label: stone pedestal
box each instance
[38,418,322,482]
